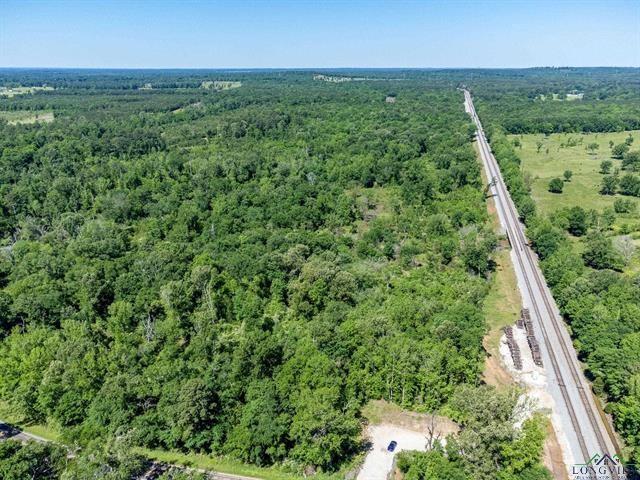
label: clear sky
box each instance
[1,0,639,68]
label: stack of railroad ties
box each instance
[503,325,522,370]
[504,308,544,370]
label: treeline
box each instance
[0,73,503,475]
[0,68,245,90]
[480,102,640,134]
[487,127,640,464]
[469,68,640,134]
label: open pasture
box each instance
[511,130,640,217]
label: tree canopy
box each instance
[0,70,497,475]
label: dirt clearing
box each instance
[0,110,54,125]
[358,401,458,480]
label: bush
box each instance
[582,232,623,270]
[528,219,567,260]
[0,441,67,480]
[566,206,589,237]
[548,177,564,193]
[614,198,637,214]
[619,174,640,197]
[612,143,630,159]
[622,150,640,171]
[600,175,618,195]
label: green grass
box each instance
[482,249,521,358]
[0,110,54,125]
[360,398,423,425]
[138,448,344,480]
[475,140,521,359]
[472,140,520,387]
[0,401,61,442]
[510,130,640,273]
[511,130,640,217]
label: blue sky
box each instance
[1,0,639,68]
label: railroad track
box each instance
[464,90,621,480]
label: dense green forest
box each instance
[470,68,640,134]
[1,68,636,478]
[0,69,542,478]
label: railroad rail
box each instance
[464,90,620,480]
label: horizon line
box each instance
[1,65,639,71]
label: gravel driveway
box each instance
[357,424,430,480]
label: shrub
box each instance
[614,198,637,214]
[548,177,564,193]
[600,175,618,195]
[600,160,612,174]
[612,143,630,159]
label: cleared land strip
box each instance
[464,90,619,479]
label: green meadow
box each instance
[511,130,640,217]
[511,131,640,273]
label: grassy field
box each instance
[0,86,54,97]
[511,130,640,216]
[361,399,457,434]
[510,131,640,273]
[201,80,242,90]
[0,110,54,125]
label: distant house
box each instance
[385,95,396,103]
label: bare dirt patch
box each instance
[201,81,241,90]
[543,419,569,480]
[483,350,514,387]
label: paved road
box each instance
[464,90,619,478]
[0,421,48,443]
